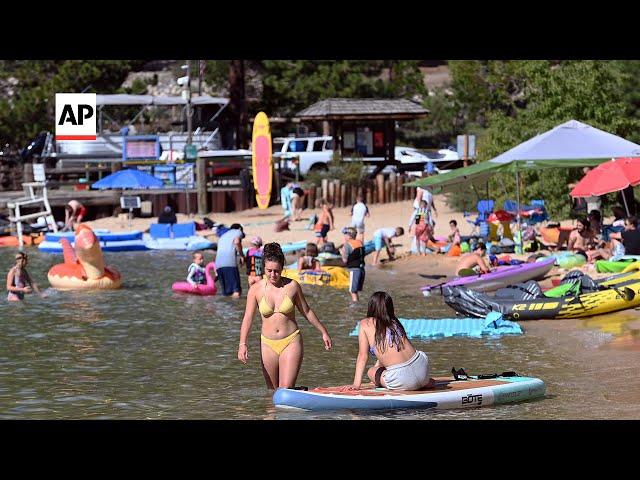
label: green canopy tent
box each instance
[407,120,640,245]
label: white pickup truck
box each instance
[272,135,458,176]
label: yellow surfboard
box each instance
[252,112,272,209]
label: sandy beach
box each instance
[85,193,586,287]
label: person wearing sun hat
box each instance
[245,235,265,287]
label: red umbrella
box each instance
[570,157,640,197]
[570,157,640,214]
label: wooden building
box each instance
[295,98,428,172]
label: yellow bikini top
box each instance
[259,280,295,316]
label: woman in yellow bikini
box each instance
[237,242,332,389]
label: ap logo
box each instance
[55,93,96,140]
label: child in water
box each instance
[245,236,265,287]
[187,251,209,286]
[6,251,42,301]
[298,243,321,271]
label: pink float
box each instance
[171,262,217,295]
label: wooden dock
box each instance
[0,185,256,219]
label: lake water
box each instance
[2,249,640,419]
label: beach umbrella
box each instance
[570,157,640,215]
[91,169,164,226]
[91,168,164,189]
[408,120,640,245]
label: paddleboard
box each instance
[252,111,272,209]
[273,374,545,411]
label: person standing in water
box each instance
[245,236,265,287]
[6,252,42,301]
[237,242,332,389]
[341,227,366,302]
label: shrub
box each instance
[305,158,367,187]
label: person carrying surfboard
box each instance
[339,291,433,391]
[237,242,332,389]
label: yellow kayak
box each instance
[282,266,350,289]
[444,263,640,320]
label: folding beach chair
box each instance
[465,199,494,238]
[527,199,549,225]
[503,200,518,215]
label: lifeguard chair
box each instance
[7,163,58,248]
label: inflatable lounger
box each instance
[44,230,143,242]
[40,229,148,253]
[349,312,522,339]
[545,252,586,269]
[143,234,215,251]
[39,239,148,253]
[273,373,545,411]
[242,240,308,256]
[282,266,350,289]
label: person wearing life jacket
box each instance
[245,236,265,287]
[341,227,366,302]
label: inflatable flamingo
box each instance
[48,224,122,290]
[172,262,217,295]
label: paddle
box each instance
[452,367,519,381]
[609,285,636,302]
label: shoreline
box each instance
[83,193,596,289]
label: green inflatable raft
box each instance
[595,256,640,273]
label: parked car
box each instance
[272,135,458,176]
[272,135,334,174]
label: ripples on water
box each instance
[2,249,640,419]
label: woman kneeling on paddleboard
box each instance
[340,291,434,392]
[238,242,332,389]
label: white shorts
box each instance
[351,220,365,233]
[382,350,431,390]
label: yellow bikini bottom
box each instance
[261,329,301,355]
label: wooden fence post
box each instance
[376,174,384,204]
[321,179,328,202]
[366,183,373,205]
[389,173,396,202]
[308,185,316,211]
[340,184,347,208]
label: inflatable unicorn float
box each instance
[48,224,122,290]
